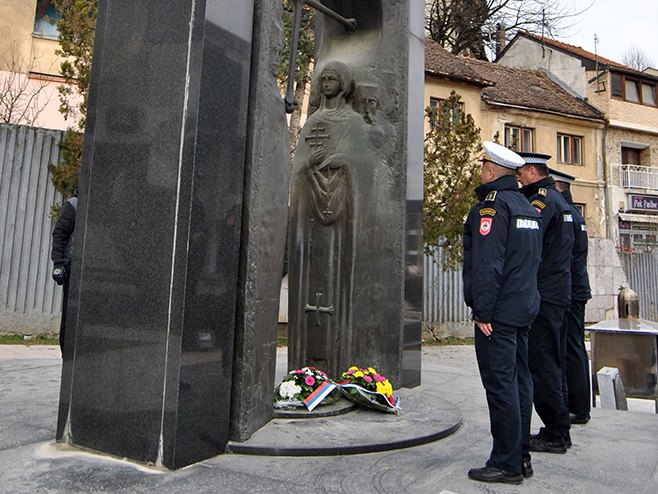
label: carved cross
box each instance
[304,124,330,149]
[304,292,334,326]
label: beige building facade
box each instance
[425,42,607,236]
[0,0,72,130]
[498,32,658,252]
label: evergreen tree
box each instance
[424,91,481,268]
[48,0,98,199]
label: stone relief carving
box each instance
[288,60,386,378]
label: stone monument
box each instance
[288,0,424,386]
[56,0,289,469]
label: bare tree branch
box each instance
[426,0,594,61]
[622,46,654,71]
[0,42,54,126]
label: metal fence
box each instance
[423,246,469,323]
[619,250,658,322]
[0,124,63,332]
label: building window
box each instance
[574,203,585,218]
[610,71,658,106]
[504,125,533,152]
[557,134,582,165]
[625,79,640,103]
[34,0,61,39]
[621,147,642,165]
[428,97,463,128]
[642,83,656,106]
[611,73,623,98]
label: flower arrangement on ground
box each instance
[339,366,400,413]
[274,366,340,410]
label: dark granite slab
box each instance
[226,389,462,456]
[57,0,256,469]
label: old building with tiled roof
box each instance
[497,31,658,254]
[424,39,607,236]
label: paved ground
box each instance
[1,344,657,493]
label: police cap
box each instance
[482,141,525,170]
[549,167,576,184]
[518,152,552,166]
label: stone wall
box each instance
[586,237,628,323]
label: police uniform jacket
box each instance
[561,189,592,302]
[463,174,542,327]
[520,176,574,307]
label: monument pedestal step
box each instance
[227,390,462,456]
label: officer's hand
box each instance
[52,263,67,285]
[476,321,493,337]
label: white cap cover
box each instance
[482,141,525,170]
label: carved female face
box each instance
[320,70,342,99]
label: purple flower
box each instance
[305,376,315,386]
[346,369,355,375]
[363,375,373,383]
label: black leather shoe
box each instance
[570,413,590,424]
[529,435,567,453]
[522,456,533,478]
[566,439,572,449]
[468,466,523,485]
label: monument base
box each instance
[227,391,462,456]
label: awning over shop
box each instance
[618,212,658,224]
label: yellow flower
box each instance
[368,367,377,374]
[354,371,364,378]
[348,366,358,371]
[376,381,392,396]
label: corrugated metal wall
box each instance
[0,124,63,330]
[423,246,469,323]
[619,251,658,322]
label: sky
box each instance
[558,0,658,67]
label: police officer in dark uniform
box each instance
[550,168,592,424]
[517,153,575,453]
[464,142,542,485]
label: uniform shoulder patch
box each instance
[485,191,497,202]
[538,188,547,197]
[531,200,545,209]
[479,207,496,217]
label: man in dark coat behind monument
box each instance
[517,152,575,453]
[51,191,78,355]
[550,168,592,425]
[464,142,542,485]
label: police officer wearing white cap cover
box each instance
[464,141,542,485]
[517,152,575,453]
[550,168,592,425]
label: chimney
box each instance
[495,23,506,57]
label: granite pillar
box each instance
[288,0,423,387]
[229,0,290,442]
[57,0,287,469]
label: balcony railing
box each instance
[617,164,658,192]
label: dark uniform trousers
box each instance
[529,301,570,441]
[565,301,591,416]
[475,321,532,473]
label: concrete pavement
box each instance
[0,344,657,493]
